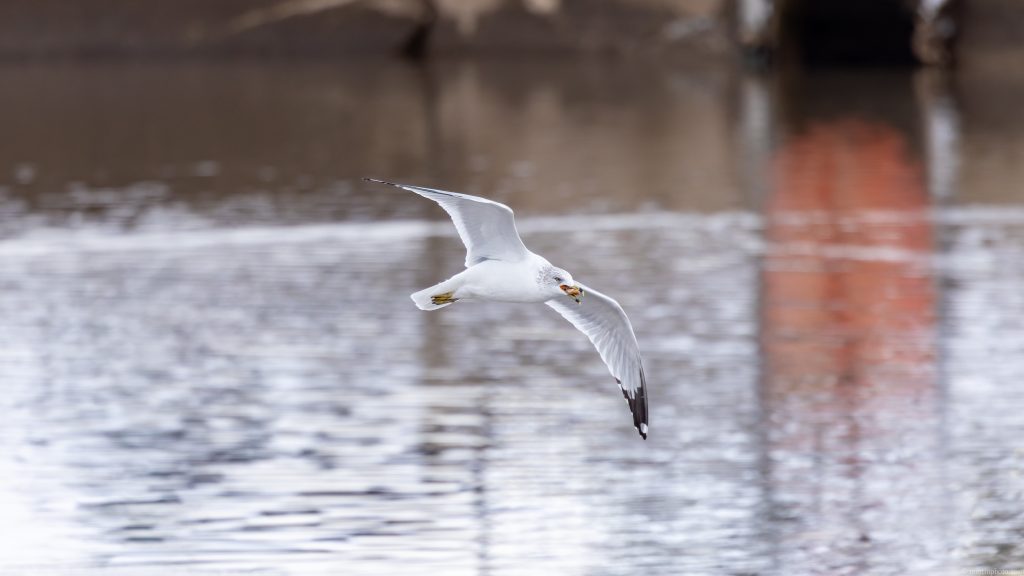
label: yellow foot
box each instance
[431,291,458,305]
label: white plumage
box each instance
[367,179,649,439]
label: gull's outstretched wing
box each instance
[365,178,530,267]
[546,283,649,439]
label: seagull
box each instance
[366,178,649,439]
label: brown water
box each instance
[0,60,1022,576]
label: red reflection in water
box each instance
[758,120,947,557]
[763,120,936,389]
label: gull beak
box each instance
[560,284,583,304]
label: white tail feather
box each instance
[410,276,462,311]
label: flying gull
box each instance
[365,179,649,439]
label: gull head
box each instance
[544,267,584,304]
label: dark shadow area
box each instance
[783,0,918,67]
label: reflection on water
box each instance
[763,119,944,574]
[0,61,1022,575]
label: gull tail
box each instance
[411,277,461,311]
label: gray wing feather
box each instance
[546,283,649,439]
[366,179,529,267]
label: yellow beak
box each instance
[560,284,583,304]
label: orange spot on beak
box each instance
[560,284,582,303]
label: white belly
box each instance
[454,258,549,304]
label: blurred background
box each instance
[1,1,1023,575]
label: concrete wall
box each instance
[0,0,1019,69]
[0,0,730,59]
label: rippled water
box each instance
[0,61,1022,575]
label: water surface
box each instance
[0,60,1022,575]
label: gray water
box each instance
[0,61,1022,576]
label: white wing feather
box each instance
[366,179,530,267]
[546,283,649,439]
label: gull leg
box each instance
[410,273,466,310]
[431,291,458,306]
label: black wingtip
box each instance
[363,178,461,200]
[620,374,649,440]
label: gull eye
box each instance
[553,276,563,283]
